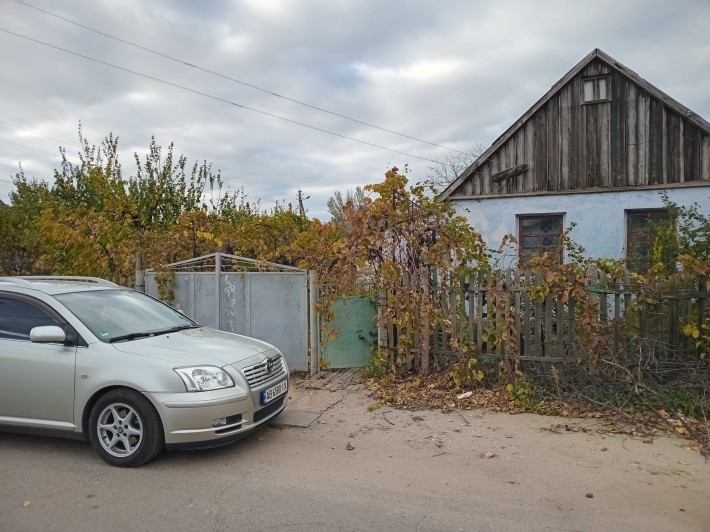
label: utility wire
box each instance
[0,136,59,157]
[13,0,467,155]
[0,118,81,149]
[0,27,440,163]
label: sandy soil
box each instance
[286,373,710,531]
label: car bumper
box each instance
[146,380,288,448]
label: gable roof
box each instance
[439,48,710,201]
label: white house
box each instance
[439,49,710,270]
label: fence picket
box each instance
[567,296,576,356]
[599,270,608,322]
[514,283,522,358]
[450,280,458,350]
[522,272,531,358]
[669,274,679,351]
[476,284,483,355]
[544,293,553,358]
[382,267,707,365]
[467,275,475,346]
[623,269,632,358]
[556,297,564,358]
[534,272,543,358]
[614,279,621,355]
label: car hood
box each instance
[110,326,276,366]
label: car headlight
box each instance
[174,366,235,392]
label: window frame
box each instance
[0,294,62,341]
[625,208,673,272]
[0,292,83,346]
[582,75,611,104]
[517,214,564,263]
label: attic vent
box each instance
[582,76,609,103]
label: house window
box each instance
[518,215,563,262]
[582,76,610,103]
[626,209,672,272]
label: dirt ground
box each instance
[285,370,710,531]
[1,370,708,531]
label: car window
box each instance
[55,289,196,343]
[0,296,61,341]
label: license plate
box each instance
[261,380,288,405]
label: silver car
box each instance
[0,276,289,467]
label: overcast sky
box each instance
[1,0,709,219]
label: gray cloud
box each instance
[1,0,708,219]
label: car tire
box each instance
[88,389,164,467]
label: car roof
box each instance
[0,276,124,296]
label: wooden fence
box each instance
[382,268,708,365]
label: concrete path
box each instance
[275,369,361,427]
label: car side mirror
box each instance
[30,325,67,344]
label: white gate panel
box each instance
[145,255,309,371]
[240,273,308,371]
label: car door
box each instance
[0,294,78,430]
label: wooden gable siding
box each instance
[452,59,710,198]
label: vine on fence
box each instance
[307,167,490,378]
[154,269,176,304]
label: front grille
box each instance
[242,354,286,388]
[253,396,285,423]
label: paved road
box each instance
[1,376,708,532]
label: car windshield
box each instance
[55,289,198,343]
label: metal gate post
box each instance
[215,252,221,329]
[309,270,320,376]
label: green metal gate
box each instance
[321,296,377,368]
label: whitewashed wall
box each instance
[451,186,710,264]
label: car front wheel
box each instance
[88,389,164,467]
